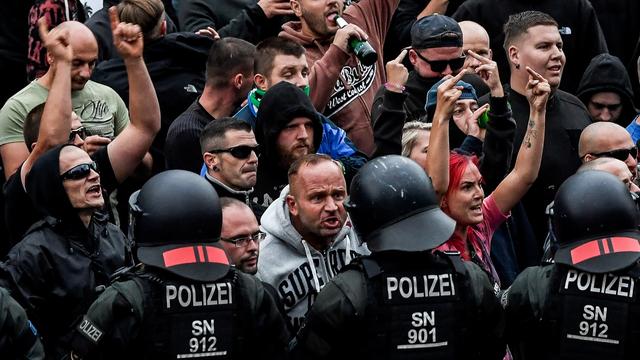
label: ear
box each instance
[232,73,244,90]
[203,152,220,172]
[290,0,303,18]
[408,49,418,66]
[488,48,493,60]
[508,45,519,69]
[582,154,596,163]
[160,19,167,36]
[440,197,448,211]
[46,51,54,66]
[286,194,298,216]
[254,73,269,91]
[30,142,37,152]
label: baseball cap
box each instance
[411,14,463,50]
[425,77,478,112]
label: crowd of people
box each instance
[1,0,640,358]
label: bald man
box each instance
[579,122,638,178]
[577,157,640,192]
[459,21,492,70]
[0,21,130,178]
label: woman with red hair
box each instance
[426,65,550,288]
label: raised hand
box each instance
[109,6,143,60]
[525,66,551,112]
[465,103,490,139]
[257,0,294,18]
[385,49,408,93]
[433,69,468,121]
[38,17,73,63]
[195,26,220,40]
[466,49,503,97]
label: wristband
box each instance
[384,82,405,93]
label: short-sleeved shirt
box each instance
[0,80,129,146]
[2,146,118,248]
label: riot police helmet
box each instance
[129,170,230,282]
[344,155,455,252]
[553,170,640,273]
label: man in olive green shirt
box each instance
[0,21,129,179]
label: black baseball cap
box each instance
[411,14,463,50]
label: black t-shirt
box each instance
[2,146,117,252]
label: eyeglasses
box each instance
[60,161,99,180]
[207,145,260,159]
[413,50,466,73]
[220,231,266,247]
[591,147,638,162]
[589,101,622,112]
[68,127,88,142]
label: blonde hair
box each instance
[401,121,432,157]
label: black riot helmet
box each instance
[129,170,230,282]
[344,155,455,252]
[553,170,640,273]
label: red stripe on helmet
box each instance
[206,246,229,265]
[163,247,197,267]
[611,237,640,253]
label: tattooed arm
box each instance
[491,67,550,214]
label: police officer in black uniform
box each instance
[293,155,505,360]
[68,170,289,359]
[504,170,640,359]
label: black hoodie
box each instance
[253,82,323,207]
[0,144,130,357]
[576,53,638,127]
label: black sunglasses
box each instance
[68,127,88,142]
[207,145,260,159]
[413,50,466,73]
[591,146,638,162]
[589,101,622,112]
[60,161,99,180]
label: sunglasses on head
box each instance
[68,127,88,142]
[589,101,622,112]
[591,146,638,162]
[412,49,466,73]
[207,145,260,159]
[60,161,99,180]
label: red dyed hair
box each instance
[444,151,480,201]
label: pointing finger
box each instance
[108,6,120,34]
[37,17,49,42]
[466,49,489,63]
[393,49,408,63]
[525,66,547,82]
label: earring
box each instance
[515,63,520,69]
[212,165,219,172]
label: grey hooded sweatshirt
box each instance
[257,186,369,332]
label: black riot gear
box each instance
[129,169,229,282]
[552,170,640,273]
[345,155,455,251]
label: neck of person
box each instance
[453,222,469,243]
[199,87,237,119]
[78,209,94,228]
[292,217,333,252]
[37,69,55,89]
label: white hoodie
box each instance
[257,186,369,332]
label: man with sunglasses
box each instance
[579,122,638,179]
[200,118,265,219]
[0,13,160,356]
[371,14,466,124]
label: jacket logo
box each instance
[78,318,103,344]
[325,63,376,117]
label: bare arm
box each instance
[106,7,160,184]
[20,18,73,186]
[492,67,550,214]
[425,70,467,200]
